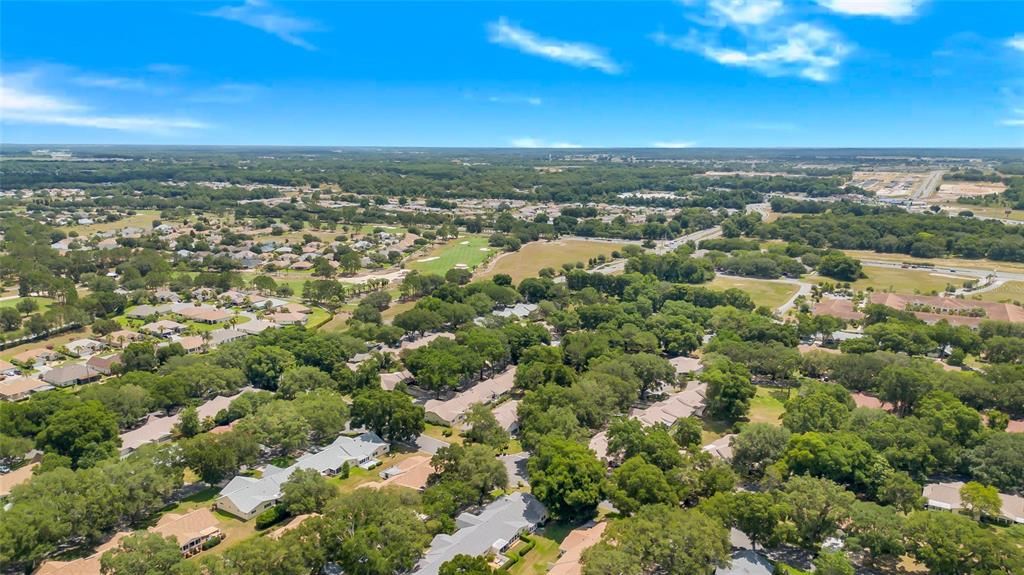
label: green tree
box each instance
[100,532,189,575]
[462,403,509,449]
[605,456,678,515]
[176,406,201,438]
[813,551,854,575]
[905,510,1024,575]
[959,481,1002,521]
[730,423,790,479]
[439,555,493,575]
[243,345,296,390]
[966,433,1024,494]
[277,366,336,399]
[350,389,425,443]
[781,476,856,549]
[36,400,120,468]
[671,417,703,449]
[281,468,336,515]
[701,358,755,421]
[583,506,729,575]
[529,437,605,519]
[430,444,507,505]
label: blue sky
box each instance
[1,0,1022,147]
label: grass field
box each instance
[477,239,628,284]
[405,236,491,276]
[63,210,162,235]
[747,386,790,425]
[842,249,1024,276]
[706,276,799,310]
[851,265,973,294]
[970,281,1024,305]
[0,297,55,313]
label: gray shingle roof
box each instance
[415,493,547,575]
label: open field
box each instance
[63,210,162,235]
[406,235,491,275]
[0,296,54,313]
[477,239,628,284]
[706,276,799,310]
[935,181,1005,201]
[970,281,1024,305]
[851,265,974,294]
[940,204,1024,222]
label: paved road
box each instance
[861,260,1024,282]
[912,170,945,201]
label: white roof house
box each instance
[414,493,547,575]
[215,432,389,520]
[924,481,1024,524]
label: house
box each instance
[127,304,160,319]
[0,359,20,377]
[105,329,144,348]
[119,390,250,455]
[0,376,53,402]
[11,348,62,368]
[41,364,102,387]
[363,455,434,491]
[140,319,186,338]
[235,319,278,335]
[548,521,607,575]
[715,550,774,575]
[284,302,310,315]
[413,493,547,575]
[35,508,223,574]
[268,311,306,326]
[175,335,207,354]
[923,481,1024,524]
[153,289,181,303]
[490,400,520,434]
[175,305,233,324]
[492,303,537,320]
[703,434,737,461]
[151,508,222,558]
[0,462,39,498]
[207,328,247,347]
[631,382,708,426]
[424,366,517,426]
[215,432,389,520]
[64,338,106,358]
[86,354,122,376]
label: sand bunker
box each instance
[417,256,440,263]
[459,241,470,245]
[480,247,491,251]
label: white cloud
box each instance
[1003,118,1024,126]
[487,18,621,74]
[657,23,850,82]
[652,140,697,148]
[74,75,148,91]
[707,0,783,25]
[510,137,582,148]
[0,75,206,134]
[487,95,544,106]
[1007,34,1024,52]
[816,0,923,19]
[206,0,319,50]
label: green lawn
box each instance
[707,276,799,310]
[305,307,331,328]
[970,281,1024,305]
[747,386,790,425]
[506,530,563,575]
[406,236,492,276]
[852,265,974,295]
[0,296,55,313]
[477,239,627,284]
